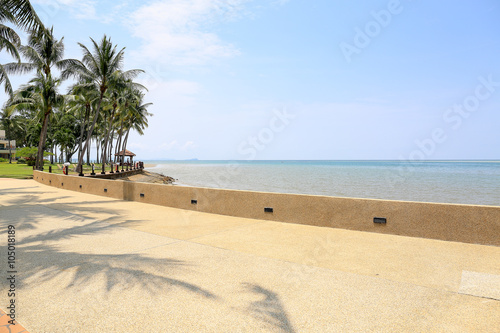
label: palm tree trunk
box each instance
[77,92,104,173]
[101,108,116,173]
[86,141,90,164]
[77,106,89,166]
[121,128,131,166]
[8,139,12,163]
[114,136,119,163]
[96,137,100,164]
[4,120,13,163]
[35,110,51,170]
[109,136,113,165]
[115,120,124,165]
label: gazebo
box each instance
[115,149,136,165]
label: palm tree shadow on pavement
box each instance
[243,283,296,333]
[0,193,219,301]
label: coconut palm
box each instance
[62,35,125,173]
[100,69,145,173]
[7,72,64,168]
[5,28,68,169]
[0,106,16,162]
[118,90,152,165]
[0,0,44,95]
[0,7,21,96]
[0,0,43,33]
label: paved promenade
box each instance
[0,178,499,332]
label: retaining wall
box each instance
[33,170,500,246]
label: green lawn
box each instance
[0,162,107,179]
[0,162,36,179]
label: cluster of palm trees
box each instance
[0,0,152,172]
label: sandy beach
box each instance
[120,170,175,184]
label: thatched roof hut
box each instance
[115,149,136,157]
[115,150,136,164]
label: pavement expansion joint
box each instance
[37,204,102,222]
[182,220,268,243]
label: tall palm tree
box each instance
[0,7,21,96]
[0,105,16,162]
[62,35,125,174]
[6,28,68,169]
[0,0,43,32]
[8,72,64,168]
[118,90,152,165]
[100,69,145,173]
[67,80,100,165]
[0,0,44,95]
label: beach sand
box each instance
[121,170,175,184]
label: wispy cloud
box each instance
[32,0,97,20]
[32,0,134,23]
[180,141,196,150]
[127,0,254,67]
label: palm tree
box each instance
[62,35,125,174]
[0,106,16,162]
[100,69,145,173]
[8,72,64,168]
[0,1,43,32]
[0,7,21,96]
[67,80,99,165]
[5,28,68,169]
[118,90,152,165]
[0,0,44,95]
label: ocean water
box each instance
[145,160,500,206]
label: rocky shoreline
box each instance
[121,170,176,184]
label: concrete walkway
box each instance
[0,178,499,332]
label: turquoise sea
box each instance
[145,160,500,206]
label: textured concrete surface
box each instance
[0,178,499,332]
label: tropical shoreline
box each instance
[121,170,176,184]
[141,160,500,206]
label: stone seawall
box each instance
[33,170,500,246]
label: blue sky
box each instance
[3,0,500,160]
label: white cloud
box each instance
[32,0,97,20]
[159,140,178,150]
[180,141,196,150]
[32,0,134,23]
[128,0,251,66]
